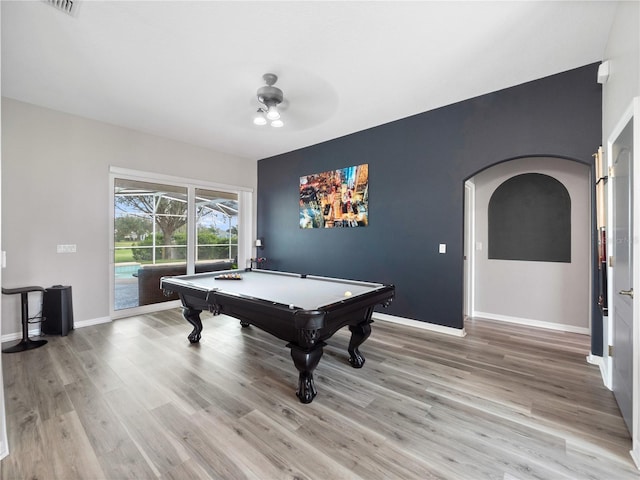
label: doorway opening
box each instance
[464,156,591,333]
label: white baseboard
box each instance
[586,353,612,390]
[630,447,640,471]
[0,434,7,461]
[373,312,466,337]
[586,353,603,368]
[74,316,111,328]
[110,300,182,319]
[1,328,42,343]
[0,371,8,461]
[2,301,183,342]
[1,316,111,344]
[473,311,590,335]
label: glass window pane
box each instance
[195,188,238,265]
[114,179,188,310]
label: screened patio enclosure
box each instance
[113,178,239,310]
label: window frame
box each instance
[109,167,253,318]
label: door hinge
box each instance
[608,345,613,357]
[609,256,614,267]
[609,166,615,178]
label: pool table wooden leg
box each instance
[182,307,203,343]
[348,319,372,368]
[289,344,325,404]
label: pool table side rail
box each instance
[227,288,392,341]
[161,275,394,345]
[160,269,391,308]
[160,273,394,315]
[161,268,388,288]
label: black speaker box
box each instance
[42,285,74,336]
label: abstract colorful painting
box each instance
[299,164,369,228]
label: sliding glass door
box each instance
[113,178,239,311]
[195,188,238,264]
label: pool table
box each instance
[160,268,395,403]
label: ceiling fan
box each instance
[253,73,284,128]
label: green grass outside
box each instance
[114,242,135,263]
[114,242,190,265]
[114,241,234,266]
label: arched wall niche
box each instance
[488,172,572,263]
[466,155,593,333]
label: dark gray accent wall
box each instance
[257,64,602,349]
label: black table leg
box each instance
[182,307,203,343]
[2,288,47,354]
[347,320,372,368]
[289,343,325,403]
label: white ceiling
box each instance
[1,1,619,161]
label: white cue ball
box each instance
[344,291,352,297]
[289,304,295,309]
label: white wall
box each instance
[0,2,9,461]
[602,1,640,137]
[1,98,257,337]
[473,157,591,332]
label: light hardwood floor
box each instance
[1,310,638,479]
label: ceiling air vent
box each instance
[44,0,79,17]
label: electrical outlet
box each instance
[439,244,446,254]
[57,244,77,254]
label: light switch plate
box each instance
[439,244,446,254]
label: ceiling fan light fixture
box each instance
[253,112,267,126]
[266,105,280,120]
[254,73,285,127]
